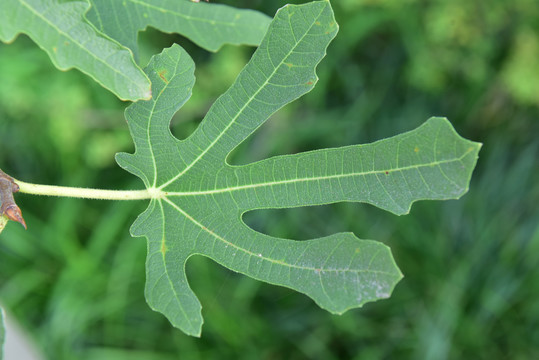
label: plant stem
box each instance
[15,180,153,200]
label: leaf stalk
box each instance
[15,180,152,201]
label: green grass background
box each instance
[1,0,538,359]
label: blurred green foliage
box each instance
[1,0,538,359]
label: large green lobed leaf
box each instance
[86,0,272,57]
[0,0,151,101]
[117,1,481,336]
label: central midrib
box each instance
[162,150,472,197]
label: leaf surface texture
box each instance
[117,1,481,336]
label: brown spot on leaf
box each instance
[158,69,169,84]
[160,239,168,254]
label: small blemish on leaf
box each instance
[385,171,389,175]
[160,240,168,254]
[414,146,419,153]
[285,63,293,68]
[64,41,69,46]
[158,69,169,84]
[315,21,321,25]
[326,21,337,34]
[306,81,314,86]
[53,47,57,53]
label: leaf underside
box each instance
[117,1,481,336]
[0,0,151,101]
[86,0,272,57]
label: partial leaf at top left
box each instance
[0,0,151,101]
[86,0,272,58]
